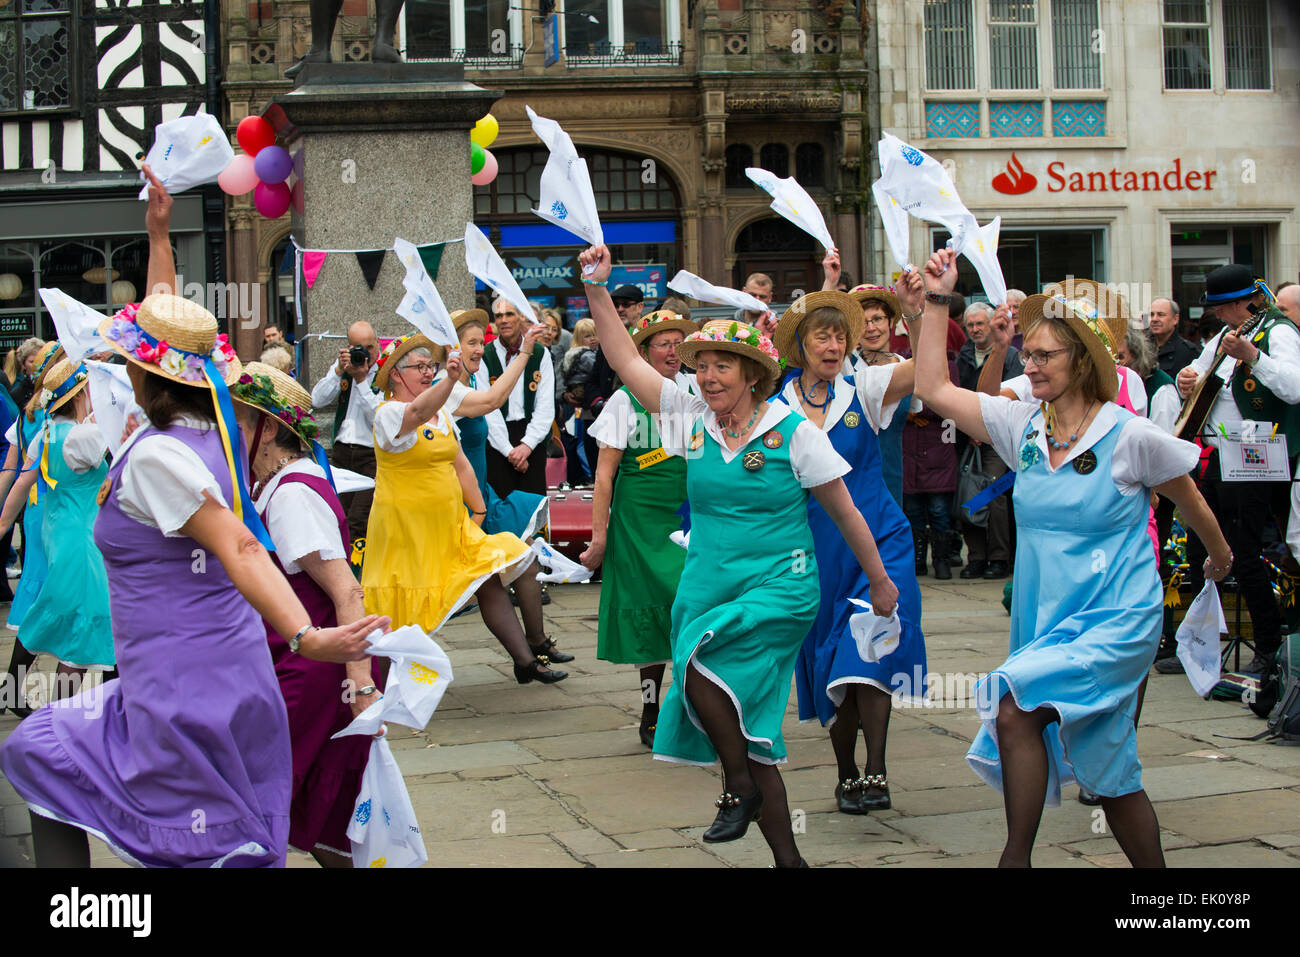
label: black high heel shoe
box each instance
[859,773,891,811]
[513,658,567,684]
[702,788,763,843]
[527,636,574,664]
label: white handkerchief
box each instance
[39,289,109,361]
[529,538,593,584]
[83,359,135,454]
[847,598,901,663]
[136,113,234,199]
[526,106,604,247]
[745,168,835,251]
[667,270,767,313]
[1176,580,1225,697]
[330,465,375,495]
[463,223,538,323]
[392,237,460,346]
[332,625,455,736]
[670,529,690,550]
[346,738,427,868]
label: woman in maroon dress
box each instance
[234,361,385,867]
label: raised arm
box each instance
[913,248,993,445]
[878,269,923,405]
[143,164,176,297]
[578,245,667,413]
[398,353,462,438]
[976,303,1015,397]
[454,325,543,418]
[821,247,841,291]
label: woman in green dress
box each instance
[579,244,898,868]
[582,310,698,748]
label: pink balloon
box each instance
[254,180,291,219]
[290,178,305,216]
[471,148,498,186]
[217,154,259,195]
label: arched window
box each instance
[758,143,789,178]
[795,143,825,187]
[475,147,677,218]
[724,143,753,189]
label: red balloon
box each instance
[236,115,275,157]
[254,181,291,219]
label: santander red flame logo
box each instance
[992,153,1038,195]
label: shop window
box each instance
[403,0,523,64]
[475,146,677,218]
[0,0,74,114]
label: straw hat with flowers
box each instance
[773,290,865,370]
[676,319,783,386]
[98,294,242,386]
[373,333,435,395]
[39,358,90,416]
[631,309,699,350]
[1018,278,1129,403]
[231,361,320,450]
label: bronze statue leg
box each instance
[372,0,404,63]
[285,0,344,77]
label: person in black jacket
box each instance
[955,303,1023,579]
[7,338,46,412]
[1146,297,1199,380]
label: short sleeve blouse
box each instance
[118,414,228,536]
[255,458,346,575]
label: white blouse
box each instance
[656,376,850,489]
[589,371,696,451]
[778,363,907,436]
[20,417,108,474]
[978,394,1200,496]
[117,413,227,536]
[254,458,346,575]
[372,400,454,454]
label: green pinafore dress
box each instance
[596,388,688,665]
[654,410,820,766]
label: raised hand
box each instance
[924,248,959,294]
[897,267,924,317]
[821,247,841,291]
[142,163,173,237]
[578,245,613,284]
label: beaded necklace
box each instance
[722,405,762,439]
[1043,401,1098,451]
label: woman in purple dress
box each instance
[233,361,386,867]
[0,176,385,867]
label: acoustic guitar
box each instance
[1173,308,1267,442]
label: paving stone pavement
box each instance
[2,576,1298,869]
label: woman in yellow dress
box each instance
[362,334,565,684]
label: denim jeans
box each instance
[903,492,951,535]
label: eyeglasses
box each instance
[612,300,636,309]
[863,315,892,328]
[397,361,436,375]
[1022,348,1071,368]
[647,339,682,352]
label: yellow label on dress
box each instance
[636,447,669,470]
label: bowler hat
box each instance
[1201,264,1261,306]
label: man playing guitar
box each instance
[1175,264,1300,677]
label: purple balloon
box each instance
[254,181,291,219]
[253,145,292,184]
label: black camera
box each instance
[349,345,370,368]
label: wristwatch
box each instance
[289,624,314,654]
[924,291,953,306]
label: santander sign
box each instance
[991,153,1218,195]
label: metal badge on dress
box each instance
[1073,449,1098,474]
[742,450,766,472]
[762,429,783,449]
[843,411,861,429]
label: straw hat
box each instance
[847,283,901,318]
[675,319,783,384]
[98,294,242,387]
[1019,278,1128,403]
[450,308,489,334]
[774,290,865,370]
[33,341,64,384]
[373,333,435,394]
[231,361,319,448]
[631,309,699,350]
[40,358,89,415]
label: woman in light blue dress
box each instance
[914,250,1232,867]
[772,286,927,815]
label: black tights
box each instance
[30,814,90,868]
[639,663,665,728]
[994,693,1163,867]
[827,683,892,790]
[684,663,801,867]
[476,561,549,669]
[3,636,35,708]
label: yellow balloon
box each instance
[471,114,499,149]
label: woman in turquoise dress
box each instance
[580,243,898,868]
[0,357,114,695]
[434,310,572,664]
[772,284,926,815]
[914,248,1233,867]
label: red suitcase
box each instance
[546,485,596,568]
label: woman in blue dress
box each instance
[914,248,1232,867]
[580,242,898,867]
[434,310,573,664]
[772,280,927,815]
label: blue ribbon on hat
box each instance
[46,362,88,406]
[310,440,337,492]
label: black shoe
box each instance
[1077,788,1102,806]
[528,637,574,663]
[931,531,952,580]
[540,584,552,606]
[513,659,568,684]
[702,788,763,843]
[1153,655,1185,674]
[948,546,964,568]
[859,773,891,810]
[834,778,868,815]
[639,721,656,749]
[912,529,929,578]
[1242,653,1275,676]
[983,561,1009,579]
[1153,633,1178,662]
[960,560,987,579]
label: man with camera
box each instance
[310,320,382,544]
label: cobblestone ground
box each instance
[2,577,1298,868]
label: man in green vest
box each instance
[1174,265,1300,677]
[485,297,554,497]
[310,319,381,544]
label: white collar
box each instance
[704,401,796,463]
[780,372,856,434]
[253,457,324,515]
[1029,402,1120,472]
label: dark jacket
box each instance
[956,340,1024,392]
[581,345,619,420]
[1154,334,1199,380]
[903,355,960,494]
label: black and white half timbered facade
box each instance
[0,0,224,350]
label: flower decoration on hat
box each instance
[636,313,684,334]
[104,301,239,384]
[682,321,785,368]
[1048,295,1117,361]
[231,371,321,442]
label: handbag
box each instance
[955,444,994,528]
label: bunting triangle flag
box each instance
[355,250,385,290]
[302,250,327,289]
[417,243,445,281]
